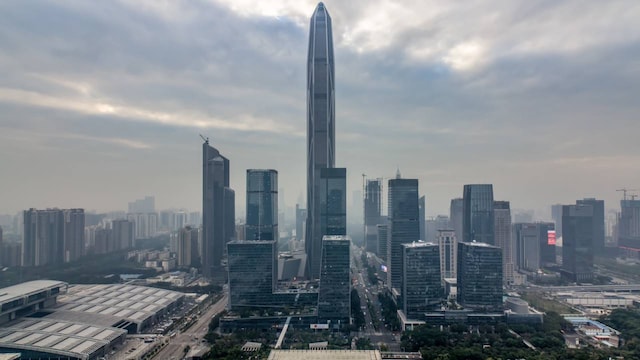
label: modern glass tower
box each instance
[202,139,235,279]
[562,204,594,282]
[402,242,443,319]
[462,184,495,245]
[227,240,277,309]
[364,179,382,254]
[457,241,503,311]
[317,235,350,328]
[246,170,278,241]
[306,2,336,279]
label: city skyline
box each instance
[1,1,640,217]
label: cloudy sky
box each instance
[1,0,639,219]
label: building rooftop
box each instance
[268,350,382,360]
[402,241,437,248]
[322,235,351,242]
[0,280,67,304]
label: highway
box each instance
[153,294,228,360]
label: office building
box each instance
[246,169,278,241]
[494,201,513,285]
[306,2,336,280]
[577,198,605,253]
[617,199,640,250]
[22,208,84,267]
[450,198,464,242]
[177,226,200,267]
[377,223,388,262]
[538,222,556,265]
[562,205,594,282]
[365,179,382,254]
[227,240,277,309]
[202,139,235,279]
[307,167,346,278]
[426,215,449,243]
[551,204,563,239]
[386,177,420,292]
[457,242,503,311]
[317,235,350,328]
[513,223,541,272]
[295,204,307,241]
[438,230,457,280]
[402,242,442,319]
[419,196,426,242]
[462,184,495,245]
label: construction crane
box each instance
[616,188,639,201]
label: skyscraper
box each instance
[462,184,495,245]
[449,198,464,242]
[419,196,426,241]
[227,240,277,309]
[202,139,235,279]
[295,204,307,241]
[22,208,84,267]
[246,169,278,241]
[377,223,388,262]
[317,235,350,328]
[562,204,594,282]
[112,219,134,250]
[364,179,382,254]
[551,204,563,238]
[493,201,513,285]
[457,241,503,312]
[177,226,200,267]
[386,177,420,293]
[306,2,336,279]
[577,198,605,253]
[437,230,457,281]
[63,209,85,262]
[617,199,640,250]
[402,242,442,319]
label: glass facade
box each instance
[462,184,495,245]
[387,178,420,292]
[493,201,512,284]
[306,3,336,280]
[246,169,278,241]
[227,240,277,309]
[377,223,388,262]
[364,179,382,254]
[457,241,503,311]
[438,230,457,280]
[402,242,443,319]
[577,198,605,253]
[562,205,594,282]
[318,235,351,327]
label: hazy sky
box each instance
[1,0,639,218]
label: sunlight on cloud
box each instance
[442,41,486,71]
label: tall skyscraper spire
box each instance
[306,2,336,279]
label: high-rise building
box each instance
[306,2,336,280]
[513,222,556,272]
[562,205,594,282]
[22,208,84,266]
[450,198,464,242]
[365,179,382,254]
[494,201,513,285]
[457,241,502,312]
[202,139,235,279]
[418,196,426,242]
[617,199,640,251]
[426,215,449,243]
[538,222,556,265]
[377,223,388,262]
[462,184,495,245]
[126,213,158,240]
[112,219,134,250]
[177,226,200,267]
[437,230,457,281]
[551,204,563,239]
[402,242,442,319]
[246,170,278,241]
[295,204,307,241]
[317,235,350,328]
[307,167,346,278]
[386,177,420,293]
[577,198,605,253]
[227,240,277,309]
[128,196,155,214]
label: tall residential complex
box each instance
[457,241,503,312]
[493,201,513,285]
[128,196,155,214]
[386,177,420,293]
[449,198,464,242]
[437,230,457,281]
[306,2,336,280]
[462,184,495,245]
[177,226,200,267]
[22,208,85,267]
[317,235,351,328]
[562,204,594,282]
[202,139,235,279]
[246,170,278,241]
[576,198,605,253]
[364,179,382,254]
[402,242,442,319]
[112,219,135,250]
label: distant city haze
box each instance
[0,1,639,217]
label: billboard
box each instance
[547,230,556,245]
[310,324,329,330]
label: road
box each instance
[352,245,400,351]
[153,294,228,360]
